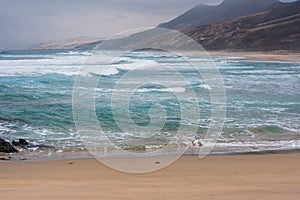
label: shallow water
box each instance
[0,50,299,159]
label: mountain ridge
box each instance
[186,0,300,51]
[159,0,278,31]
[30,0,300,52]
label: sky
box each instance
[0,0,295,49]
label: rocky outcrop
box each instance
[0,138,18,153]
[12,139,29,147]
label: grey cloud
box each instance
[0,0,221,49]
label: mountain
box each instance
[159,0,278,31]
[186,0,300,51]
[30,0,300,52]
[30,36,103,50]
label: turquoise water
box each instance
[0,50,300,157]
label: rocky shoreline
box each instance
[0,138,18,154]
[0,138,48,160]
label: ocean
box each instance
[0,50,299,159]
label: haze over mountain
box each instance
[159,0,278,31]
[30,36,104,50]
[31,0,300,52]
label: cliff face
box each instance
[186,1,300,51]
[159,0,278,31]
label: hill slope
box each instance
[31,0,300,52]
[159,0,278,31]
[186,0,300,51]
[30,37,103,50]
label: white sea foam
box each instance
[214,139,300,152]
[56,51,91,56]
[228,69,293,75]
[81,59,161,76]
[113,59,160,70]
[193,83,212,90]
[137,87,186,93]
[0,56,84,77]
[217,65,256,70]
[81,65,119,77]
[1,51,300,158]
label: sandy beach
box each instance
[209,51,300,62]
[1,0,300,199]
[1,153,300,200]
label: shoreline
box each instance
[208,51,300,62]
[2,146,300,162]
[1,152,300,199]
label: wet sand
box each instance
[1,153,300,200]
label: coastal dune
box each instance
[1,153,300,200]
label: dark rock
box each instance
[0,157,11,161]
[12,139,29,147]
[0,138,18,153]
[11,141,17,146]
[19,139,29,146]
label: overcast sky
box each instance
[0,0,294,49]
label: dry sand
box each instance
[208,51,300,62]
[1,153,300,200]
